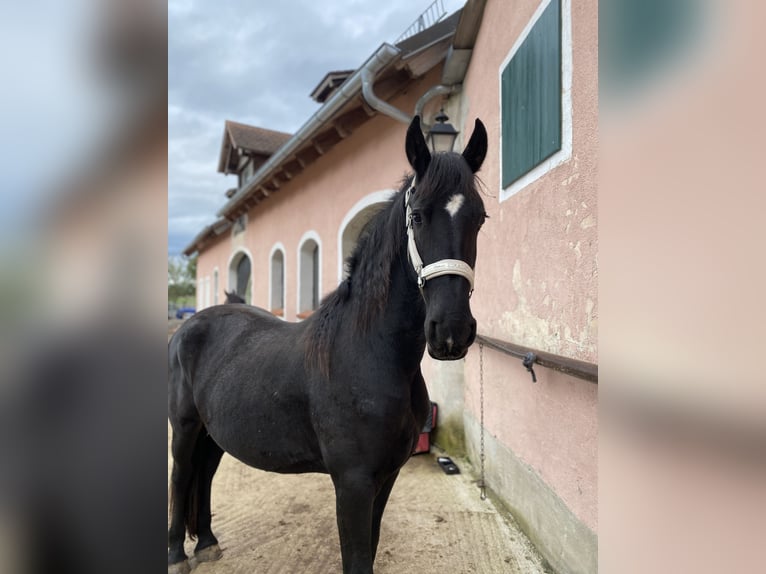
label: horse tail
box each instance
[168,331,205,540]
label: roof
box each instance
[217,121,291,173]
[226,121,291,155]
[310,70,355,103]
[182,217,232,256]
[184,2,488,256]
[395,10,461,58]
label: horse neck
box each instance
[383,244,426,344]
[372,230,427,366]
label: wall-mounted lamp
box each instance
[427,108,459,153]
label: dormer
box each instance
[218,120,291,189]
[309,70,354,103]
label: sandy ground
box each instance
[168,431,550,574]
[168,320,549,573]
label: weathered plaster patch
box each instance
[501,260,560,353]
[562,172,580,186]
[580,214,596,229]
[498,259,597,359]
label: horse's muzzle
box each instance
[426,315,477,360]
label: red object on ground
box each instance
[413,402,437,455]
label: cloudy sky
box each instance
[168,0,466,255]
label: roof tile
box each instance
[226,121,291,155]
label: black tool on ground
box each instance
[437,456,460,474]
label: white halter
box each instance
[404,178,475,293]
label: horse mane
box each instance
[303,152,480,378]
[302,175,410,377]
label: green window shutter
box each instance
[502,0,562,188]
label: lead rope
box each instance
[478,340,486,500]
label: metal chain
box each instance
[478,340,486,500]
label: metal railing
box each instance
[476,334,598,384]
[395,0,447,44]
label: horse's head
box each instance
[404,115,487,360]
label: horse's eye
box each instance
[411,212,423,224]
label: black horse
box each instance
[168,116,487,574]
[224,290,246,304]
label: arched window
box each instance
[297,232,321,319]
[213,268,219,305]
[269,244,286,318]
[337,191,392,281]
[228,249,253,304]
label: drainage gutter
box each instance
[361,67,413,125]
[414,84,462,126]
[218,43,403,217]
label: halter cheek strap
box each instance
[405,178,475,292]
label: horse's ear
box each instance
[462,118,487,173]
[405,115,431,179]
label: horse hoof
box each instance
[168,559,191,574]
[195,543,223,563]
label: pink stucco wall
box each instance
[449,0,598,531]
[197,68,443,318]
[194,233,229,309]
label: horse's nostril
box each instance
[427,320,438,342]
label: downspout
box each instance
[219,40,464,217]
[414,84,462,126]
[361,63,462,126]
[361,67,412,125]
[219,43,403,217]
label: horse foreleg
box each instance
[333,474,376,574]
[371,470,399,562]
[193,433,224,562]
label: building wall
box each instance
[195,233,230,309]
[197,67,444,319]
[424,0,598,572]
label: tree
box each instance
[186,254,197,279]
[168,255,197,305]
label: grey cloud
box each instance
[169,0,465,255]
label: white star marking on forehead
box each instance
[444,194,465,219]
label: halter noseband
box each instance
[405,177,475,293]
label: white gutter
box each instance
[361,67,412,125]
[414,84,462,126]
[218,43,403,217]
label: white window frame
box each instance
[268,242,287,320]
[336,190,394,283]
[296,230,322,319]
[203,276,211,309]
[498,0,573,202]
[227,247,254,303]
[213,267,219,305]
